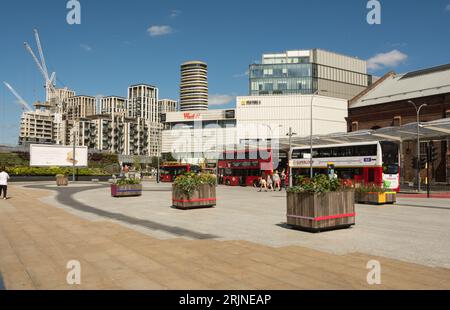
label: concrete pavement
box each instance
[25,181,450,269]
[0,182,449,290]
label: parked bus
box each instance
[218,149,287,187]
[289,141,400,191]
[159,163,200,183]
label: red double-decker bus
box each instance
[159,163,200,183]
[218,149,276,187]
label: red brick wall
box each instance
[348,93,450,183]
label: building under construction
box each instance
[5,29,176,157]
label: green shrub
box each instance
[116,178,141,186]
[173,173,216,197]
[356,183,388,193]
[5,166,110,176]
[288,174,350,194]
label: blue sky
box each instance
[1,0,450,145]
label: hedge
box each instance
[5,167,110,176]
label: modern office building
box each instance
[236,94,348,142]
[249,49,372,100]
[161,94,348,162]
[180,61,208,111]
[161,109,238,162]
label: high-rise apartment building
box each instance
[64,95,97,121]
[18,110,54,145]
[127,84,160,157]
[180,61,208,111]
[249,49,372,100]
[158,99,178,114]
[15,77,170,158]
[101,96,127,115]
[127,84,158,121]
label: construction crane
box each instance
[3,82,33,112]
[24,28,58,102]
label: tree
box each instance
[133,156,141,172]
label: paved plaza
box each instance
[0,182,449,290]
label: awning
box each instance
[277,118,450,149]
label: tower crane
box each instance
[24,28,58,103]
[3,82,33,112]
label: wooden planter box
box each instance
[111,184,142,197]
[56,176,69,186]
[287,191,356,233]
[172,184,216,210]
[356,192,397,205]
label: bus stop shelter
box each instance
[279,118,450,149]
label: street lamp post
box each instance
[72,128,76,182]
[157,129,160,184]
[310,90,320,179]
[286,127,297,187]
[408,100,427,192]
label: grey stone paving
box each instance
[16,181,450,269]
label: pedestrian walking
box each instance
[258,174,268,192]
[267,174,274,192]
[273,171,281,191]
[281,169,287,191]
[0,167,10,200]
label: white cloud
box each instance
[170,10,182,18]
[80,44,92,52]
[147,25,173,37]
[367,50,408,71]
[446,4,450,11]
[209,94,235,106]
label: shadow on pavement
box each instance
[25,184,219,240]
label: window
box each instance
[277,82,288,90]
[352,121,359,132]
[393,116,402,127]
[264,83,273,91]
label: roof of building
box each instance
[350,63,450,109]
[128,83,158,89]
[181,60,207,66]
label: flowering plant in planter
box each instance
[111,177,142,197]
[287,175,355,232]
[288,175,351,194]
[55,174,69,186]
[355,182,396,205]
[356,182,388,193]
[172,173,217,209]
[116,178,141,186]
[173,173,216,198]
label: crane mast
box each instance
[3,82,33,112]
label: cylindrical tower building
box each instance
[180,61,208,111]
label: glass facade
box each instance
[249,63,316,95]
[248,51,372,97]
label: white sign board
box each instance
[30,145,88,167]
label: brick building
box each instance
[348,64,450,184]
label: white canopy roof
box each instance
[278,118,450,149]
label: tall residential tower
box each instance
[180,61,208,111]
